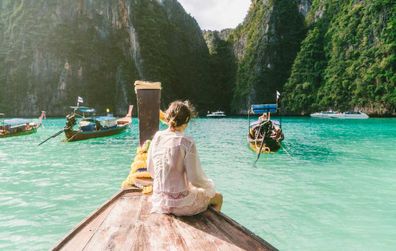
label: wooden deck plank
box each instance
[54,190,277,251]
[60,202,116,251]
[120,194,151,251]
[173,215,243,251]
[82,193,144,250]
[53,189,139,251]
[144,213,189,250]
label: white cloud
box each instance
[178,0,251,30]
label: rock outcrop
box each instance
[283,0,396,115]
[228,0,306,113]
[0,0,211,116]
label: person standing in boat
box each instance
[147,100,223,216]
[259,112,270,121]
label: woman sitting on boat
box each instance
[147,100,223,216]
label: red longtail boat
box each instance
[64,105,133,142]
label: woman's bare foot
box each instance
[210,193,223,212]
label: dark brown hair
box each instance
[165,100,195,128]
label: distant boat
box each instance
[247,104,284,153]
[64,105,132,142]
[310,111,369,119]
[0,111,46,138]
[207,111,226,118]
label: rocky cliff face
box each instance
[0,0,211,116]
[228,0,307,113]
[203,30,236,113]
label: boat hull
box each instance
[247,135,282,153]
[64,124,129,142]
[310,112,369,119]
[53,189,277,251]
[0,127,37,138]
[247,120,284,153]
[206,115,226,118]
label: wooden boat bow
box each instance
[52,189,277,251]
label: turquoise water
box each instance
[1,117,395,250]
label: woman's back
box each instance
[148,130,194,194]
[147,100,222,216]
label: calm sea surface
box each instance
[0,117,395,250]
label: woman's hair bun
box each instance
[165,100,195,128]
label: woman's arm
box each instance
[184,142,216,198]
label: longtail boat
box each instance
[64,105,132,142]
[248,104,284,153]
[0,111,46,138]
[53,189,276,251]
[53,81,277,250]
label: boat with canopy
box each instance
[64,105,133,142]
[310,110,369,119]
[0,111,46,138]
[206,110,226,117]
[247,104,284,153]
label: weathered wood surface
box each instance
[135,84,161,146]
[53,189,277,251]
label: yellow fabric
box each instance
[121,140,153,194]
[159,110,168,124]
[134,153,147,162]
[143,186,153,194]
[130,160,146,173]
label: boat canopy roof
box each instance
[3,118,31,126]
[251,104,277,114]
[70,106,96,113]
[95,116,116,122]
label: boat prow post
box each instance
[37,111,46,127]
[134,80,161,146]
[126,105,133,118]
[116,105,134,125]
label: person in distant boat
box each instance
[147,100,223,216]
[95,120,102,131]
[249,112,271,139]
[259,112,270,121]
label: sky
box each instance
[178,0,251,30]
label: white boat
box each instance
[206,111,226,118]
[310,111,369,119]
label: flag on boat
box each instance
[276,91,281,100]
[77,96,84,103]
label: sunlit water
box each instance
[0,117,395,250]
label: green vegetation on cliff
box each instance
[0,0,214,116]
[284,0,396,115]
[229,0,306,112]
[203,30,236,113]
[1,0,395,116]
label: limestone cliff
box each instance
[283,0,396,115]
[229,0,307,113]
[0,0,211,116]
[203,30,236,113]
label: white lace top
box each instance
[147,129,216,212]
